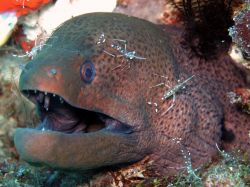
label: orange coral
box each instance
[235,88,250,105]
[0,0,51,16]
[230,88,250,114]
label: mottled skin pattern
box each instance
[14,13,250,176]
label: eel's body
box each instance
[14,13,249,175]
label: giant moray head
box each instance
[14,13,178,170]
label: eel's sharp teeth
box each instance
[44,95,50,110]
[37,92,44,103]
[59,97,64,104]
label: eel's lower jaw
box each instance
[14,127,144,170]
[14,90,145,170]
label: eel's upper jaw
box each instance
[14,89,146,170]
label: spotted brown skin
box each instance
[14,13,250,175]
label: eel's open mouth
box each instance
[22,90,133,134]
[14,90,145,170]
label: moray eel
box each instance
[14,12,250,175]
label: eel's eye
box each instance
[80,60,96,84]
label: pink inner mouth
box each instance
[22,90,133,134]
